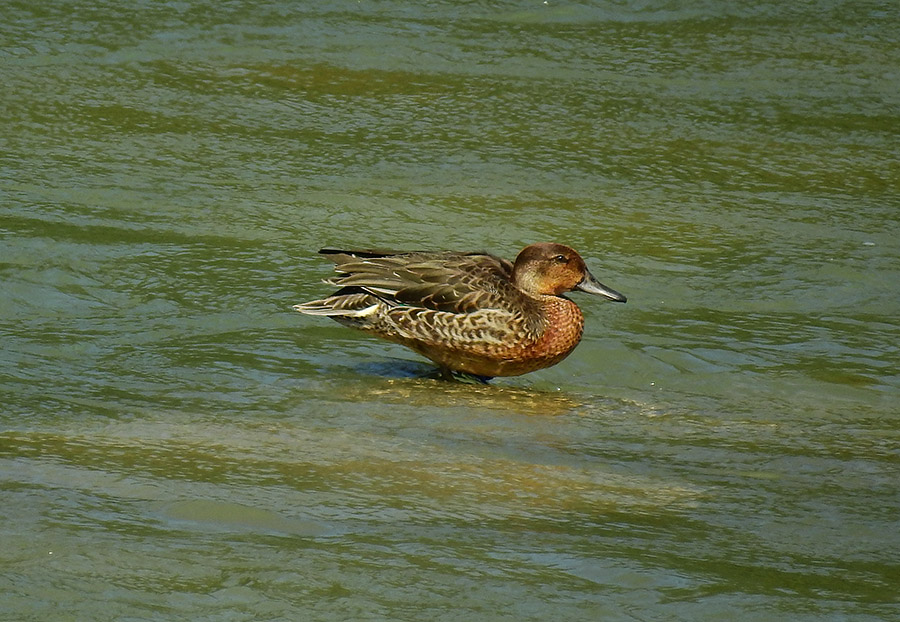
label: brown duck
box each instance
[294,243,626,379]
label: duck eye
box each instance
[552,254,568,263]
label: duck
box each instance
[293,243,626,379]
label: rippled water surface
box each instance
[2,1,899,620]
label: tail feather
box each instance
[293,293,384,318]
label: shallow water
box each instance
[2,1,899,620]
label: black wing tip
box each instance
[318,247,491,257]
[319,247,451,259]
[318,248,400,258]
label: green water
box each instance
[2,1,898,620]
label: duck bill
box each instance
[576,272,627,302]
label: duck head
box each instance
[511,243,627,302]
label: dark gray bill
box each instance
[576,272,627,302]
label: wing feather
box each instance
[320,249,527,315]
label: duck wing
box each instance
[319,249,523,314]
